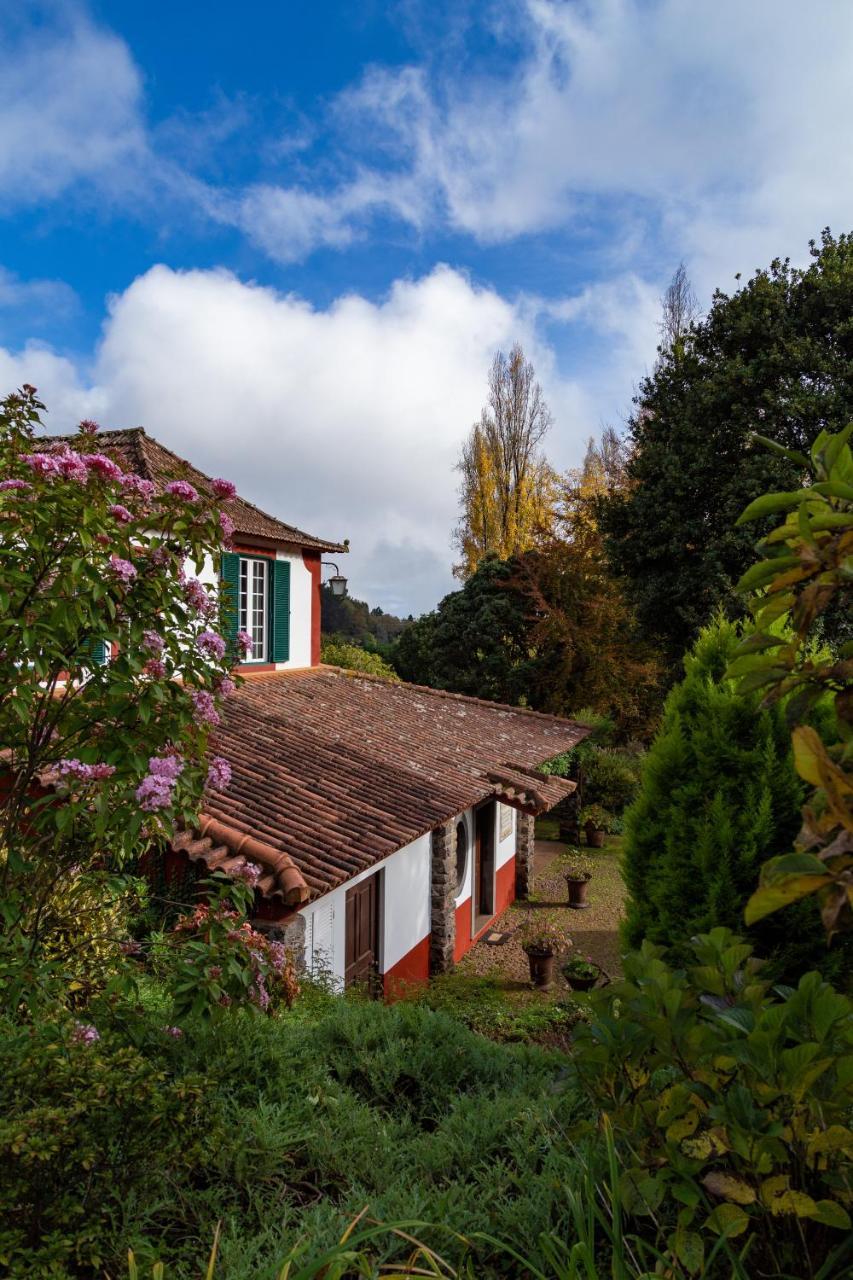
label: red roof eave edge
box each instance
[196,814,310,906]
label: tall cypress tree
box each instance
[622,615,848,981]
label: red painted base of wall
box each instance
[454,858,517,961]
[383,934,430,1000]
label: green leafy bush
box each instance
[582,746,642,813]
[622,614,849,981]
[0,1014,212,1277]
[0,993,590,1278]
[569,928,853,1279]
[320,637,400,680]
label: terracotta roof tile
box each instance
[205,668,586,901]
[44,427,346,552]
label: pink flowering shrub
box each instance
[164,875,299,1020]
[0,386,239,1005]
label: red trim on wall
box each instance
[383,934,430,1000]
[453,858,517,961]
[302,549,321,667]
[454,898,472,962]
[494,857,516,917]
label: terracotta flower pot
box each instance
[565,874,592,909]
[585,822,606,848]
[526,948,556,990]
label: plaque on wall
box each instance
[499,802,513,841]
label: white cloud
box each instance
[0,262,659,613]
[0,11,148,207]
[227,0,853,288]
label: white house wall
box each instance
[299,830,432,988]
[181,545,313,669]
[276,547,312,669]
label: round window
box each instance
[454,820,468,894]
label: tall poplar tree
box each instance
[453,344,556,578]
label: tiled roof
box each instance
[200,667,587,901]
[44,427,346,552]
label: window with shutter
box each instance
[270,559,290,663]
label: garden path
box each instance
[457,833,626,993]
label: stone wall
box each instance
[515,811,535,901]
[255,912,307,971]
[429,820,457,974]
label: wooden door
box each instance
[474,803,496,926]
[345,874,379,989]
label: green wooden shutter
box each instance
[270,559,290,662]
[87,638,108,665]
[220,552,240,655]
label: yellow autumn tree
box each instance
[453,344,557,578]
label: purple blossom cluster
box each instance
[189,689,220,727]
[71,1022,100,1045]
[234,860,261,887]
[135,753,184,812]
[165,479,199,502]
[141,630,164,654]
[206,756,232,791]
[236,630,254,657]
[110,555,137,583]
[58,758,116,782]
[83,453,124,482]
[122,474,156,500]
[0,478,31,492]
[197,629,226,660]
[212,478,237,500]
[108,503,133,524]
[184,577,216,617]
[219,511,235,543]
[22,452,60,477]
[215,674,235,698]
[144,658,166,678]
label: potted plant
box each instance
[563,852,593,909]
[518,912,564,990]
[580,803,612,848]
[561,954,600,992]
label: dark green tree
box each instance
[621,615,849,982]
[601,230,853,666]
[392,556,536,704]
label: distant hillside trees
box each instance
[320,584,411,652]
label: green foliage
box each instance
[1,992,593,1278]
[0,1012,211,1276]
[405,972,583,1048]
[320,636,401,680]
[601,229,853,665]
[392,555,536,703]
[155,874,300,1020]
[582,748,642,813]
[517,909,565,955]
[621,614,849,982]
[569,928,853,1280]
[728,423,853,937]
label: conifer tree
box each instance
[622,615,848,980]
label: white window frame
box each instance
[239,556,269,663]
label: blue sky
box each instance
[2,0,852,613]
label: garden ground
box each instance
[457,828,626,993]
